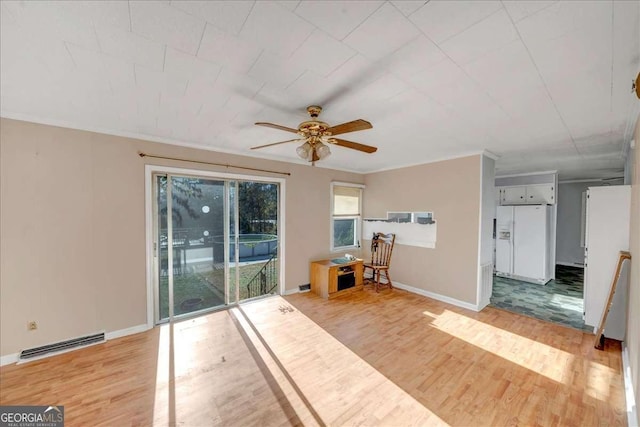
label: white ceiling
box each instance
[1,1,639,179]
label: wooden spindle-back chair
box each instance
[363,232,396,292]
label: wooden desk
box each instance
[310,259,364,299]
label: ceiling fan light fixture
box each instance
[296,141,312,160]
[315,141,331,159]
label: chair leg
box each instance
[385,269,393,289]
[375,270,381,292]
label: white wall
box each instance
[557,181,605,266]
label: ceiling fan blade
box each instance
[327,119,372,136]
[255,122,299,133]
[251,138,301,150]
[331,138,377,154]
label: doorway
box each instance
[490,266,588,331]
[147,167,283,324]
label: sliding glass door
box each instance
[153,173,280,323]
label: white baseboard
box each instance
[0,352,19,366]
[393,281,480,312]
[283,287,300,296]
[0,324,151,367]
[477,299,490,311]
[105,323,150,340]
[623,342,639,427]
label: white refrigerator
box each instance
[496,205,552,284]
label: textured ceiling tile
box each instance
[390,1,427,18]
[277,1,301,12]
[170,0,254,36]
[164,47,221,84]
[516,1,611,44]
[357,73,409,102]
[406,59,484,107]
[3,1,101,51]
[324,54,387,89]
[460,40,545,101]
[214,68,265,101]
[343,3,420,61]
[135,64,189,98]
[409,0,502,44]
[502,1,556,23]
[384,35,447,78]
[247,52,306,90]
[288,30,355,76]
[197,24,262,73]
[95,24,165,71]
[294,1,383,40]
[284,70,341,106]
[0,0,637,179]
[440,9,518,65]
[17,0,132,30]
[239,1,314,57]
[130,1,206,55]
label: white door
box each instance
[513,205,547,280]
[583,186,631,337]
[495,206,513,274]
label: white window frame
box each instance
[330,182,364,252]
[144,164,286,329]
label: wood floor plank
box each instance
[285,288,627,427]
[0,288,626,427]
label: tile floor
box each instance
[489,265,592,332]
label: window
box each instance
[331,183,363,251]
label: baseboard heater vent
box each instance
[19,332,105,360]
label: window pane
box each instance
[334,218,356,247]
[333,186,360,215]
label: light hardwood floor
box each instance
[0,288,626,426]
[286,288,626,426]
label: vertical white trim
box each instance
[278,180,286,295]
[550,173,558,279]
[233,181,240,303]
[144,166,155,329]
[476,155,484,309]
[167,175,175,321]
[224,181,231,305]
[622,342,639,427]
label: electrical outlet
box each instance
[27,321,37,331]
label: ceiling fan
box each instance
[251,106,377,164]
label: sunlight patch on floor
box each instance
[550,294,583,312]
[243,296,449,426]
[423,309,576,386]
[585,360,617,401]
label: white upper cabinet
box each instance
[501,186,526,204]
[499,184,555,205]
[525,184,555,204]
